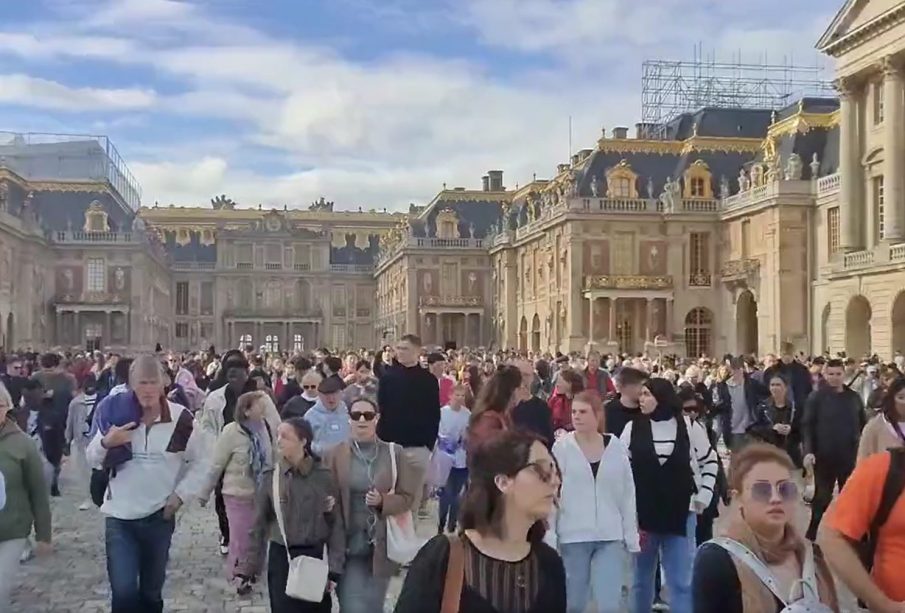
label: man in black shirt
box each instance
[509,358,554,447]
[802,358,867,540]
[604,367,647,437]
[376,334,439,513]
[1,355,27,410]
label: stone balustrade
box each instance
[817,173,840,195]
[53,231,136,244]
[843,249,874,269]
[582,275,673,291]
[418,295,483,307]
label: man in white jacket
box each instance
[86,355,208,613]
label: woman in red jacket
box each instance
[548,369,585,433]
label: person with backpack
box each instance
[818,448,905,613]
[66,374,99,510]
[693,443,839,612]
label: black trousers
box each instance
[214,480,229,544]
[806,455,855,541]
[267,543,331,613]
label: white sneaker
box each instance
[78,500,92,511]
[20,543,33,564]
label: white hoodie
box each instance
[552,432,640,552]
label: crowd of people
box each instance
[0,338,904,612]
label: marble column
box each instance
[883,57,905,242]
[588,297,595,345]
[837,77,863,251]
[645,298,654,342]
[666,298,675,342]
[608,297,618,342]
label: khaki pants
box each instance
[402,446,432,512]
[0,538,27,610]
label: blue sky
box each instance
[0,0,837,210]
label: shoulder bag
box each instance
[386,442,426,564]
[272,467,329,602]
[441,535,465,613]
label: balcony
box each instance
[688,272,712,287]
[53,230,137,244]
[330,263,374,274]
[817,173,840,195]
[891,244,905,262]
[293,263,311,272]
[171,261,215,271]
[582,275,673,291]
[720,258,760,280]
[410,237,484,249]
[55,290,129,305]
[843,250,874,269]
[236,262,253,270]
[569,197,719,215]
[419,295,484,308]
[223,305,322,319]
[721,179,814,213]
[264,262,282,270]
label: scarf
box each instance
[721,505,838,612]
[242,419,271,487]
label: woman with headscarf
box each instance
[198,391,275,594]
[619,378,718,613]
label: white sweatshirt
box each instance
[552,432,640,552]
[86,401,208,520]
[620,415,718,513]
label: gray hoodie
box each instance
[303,400,350,455]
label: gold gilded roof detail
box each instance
[767,110,841,139]
[595,136,763,156]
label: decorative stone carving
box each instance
[114,267,126,291]
[750,163,764,187]
[738,168,750,192]
[210,194,237,210]
[659,177,679,213]
[810,153,821,179]
[0,181,7,212]
[590,175,599,197]
[646,177,654,199]
[785,153,803,180]
[719,175,730,199]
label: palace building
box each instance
[0,0,902,359]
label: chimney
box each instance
[613,127,629,139]
[481,175,490,192]
[488,170,504,191]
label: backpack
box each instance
[859,447,905,571]
[709,537,833,613]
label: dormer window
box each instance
[691,177,706,197]
[84,200,108,233]
[605,160,639,198]
[611,177,632,198]
[683,160,713,199]
[436,208,460,239]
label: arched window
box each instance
[684,308,713,358]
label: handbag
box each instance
[272,468,329,602]
[385,442,426,564]
[427,445,455,488]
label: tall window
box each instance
[690,177,706,198]
[86,259,105,292]
[175,282,189,315]
[85,323,103,352]
[828,207,841,255]
[265,244,282,269]
[689,232,710,286]
[293,333,303,353]
[265,334,279,353]
[175,322,189,339]
[611,177,632,198]
[200,282,213,315]
[200,323,213,342]
[874,175,885,241]
[684,308,713,358]
[236,244,253,269]
[238,333,252,348]
[874,81,885,125]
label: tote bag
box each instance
[272,468,329,602]
[386,442,425,564]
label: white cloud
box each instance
[0,74,156,111]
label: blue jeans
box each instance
[631,512,696,613]
[560,540,628,613]
[438,467,468,532]
[105,508,176,613]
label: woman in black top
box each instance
[394,430,566,613]
[746,375,799,462]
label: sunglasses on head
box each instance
[749,480,799,504]
[349,410,377,422]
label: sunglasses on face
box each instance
[749,480,799,504]
[302,384,318,390]
[349,411,377,422]
[518,460,560,484]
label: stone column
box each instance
[837,77,863,251]
[105,311,112,346]
[884,57,905,242]
[608,297,618,342]
[588,297,595,346]
[645,298,654,342]
[666,298,675,341]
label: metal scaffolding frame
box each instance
[641,52,835,140]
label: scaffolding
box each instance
[641,50,835,140]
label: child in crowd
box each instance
[436,384,470,534]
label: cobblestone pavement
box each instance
[12,457,857,613]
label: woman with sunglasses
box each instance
[395,430,567,613]
[323,397,418,613]
[281,371,322,420]
[692,443,838,612]
[620,378,718,613]
[553,390,638,613]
